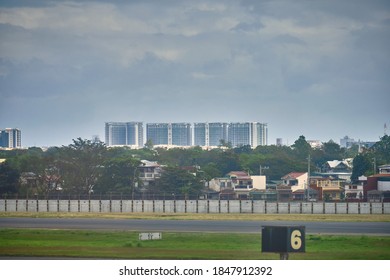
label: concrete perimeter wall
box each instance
[0,200,389,214]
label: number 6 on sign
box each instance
[290,230,302,250]
[261,226,305,253]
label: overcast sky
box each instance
[0,0,389,147]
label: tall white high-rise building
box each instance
[146,123,192,146]
[228,122,267,148]
[194,122,228,147]
[105,122,143,147]
[0,128,21,149]
[105,121,268,149]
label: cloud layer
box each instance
[0,0,389,146]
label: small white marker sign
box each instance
[139,232,162,241]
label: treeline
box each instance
[0,135,389,198]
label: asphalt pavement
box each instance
[0,218,389,235]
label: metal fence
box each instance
[1,199,389,214]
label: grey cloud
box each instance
[230,21,264,32]
[1,0,389,146]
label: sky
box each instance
[0,0,389,147]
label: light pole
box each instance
[132,167,138,200]
[306,154,311,201]
[259,165,269,176]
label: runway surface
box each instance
[1,218,389,235]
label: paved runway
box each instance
[1,218,389,235]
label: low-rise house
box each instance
[208,177,232,193]
[281,172,308,192]
[227,171,253,199]
[366,165,390,202]
[321,159,352,181]
[138,160,162,187]
[345,176,366,201]
[208,171,264,199]
[279,172,309,201]
[310,177,343,201]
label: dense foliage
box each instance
[0,135,389,197]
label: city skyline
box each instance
[105,121,268,148]
[0,1,389,147]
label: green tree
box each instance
[291,135,312,160]
[94,157,140,194]
[202,162,222,182]
[371,135,390,164]
[0,162,19,195]
[56,138,107,194]
[144,139,154,150]
[322,140,344,161]
[155,166,203,198]
[351,154,372,182]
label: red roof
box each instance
[228,171,251,179]
[282,172,306,180]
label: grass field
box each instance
[0,228,389,260]
[1,212,389,259]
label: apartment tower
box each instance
[146,123,192,146]
[194,122,228,147]
[105,122,143,147]
[0,128,21,148]
[228,122,267,148]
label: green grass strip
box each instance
[0,228,389,260]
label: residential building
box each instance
[105,121,268,149]
[193,122,228,147]
[171,123,192,146]
[345,176,366,201]
[321,159,353,181]
[146,123,169,146]
[0,128,21,149]
[280,172,312,201]
[227,171,253,199]
[138,160,162,187]
[208,177,233,193]
[228,122,267,148]
[208,171,266,199]
[105,122,143,147]
[146,123,192,147]
[366,165,390,202]
[310,177,343,201]
[281,172,308,192]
